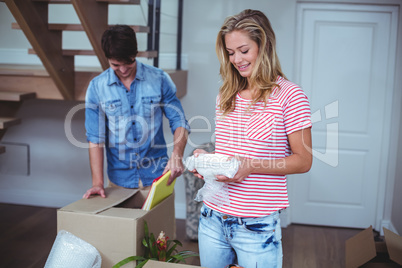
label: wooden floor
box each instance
[0,203,364,268]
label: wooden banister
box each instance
[3,0,187,102]
[13,22,150,33]
[70,0,109,70]
[31,0,71,3]
[28,48,158,58]
[97,0,140,4]
[5,0,75,100]
[32,0,141,3]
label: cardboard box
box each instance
[346,226,402,268]
[57,187,176,268]
[143,260,205,268]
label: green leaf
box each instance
[143,221,152,258]
[143,238,151,258]
[166,251,199,264]
[142,238,149,248]
[159,250,166,261]
[149,233,158,257]
[168,255,184,263]
[136,259,149,268]
[179,252,199,259]
[112,256,146,268]
[166,243,178,257]
[144,221,150,239]
[114,219,199,267]
[150,232,156,243]
[172,240,183,247]
[166,240,173,249]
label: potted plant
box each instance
[113,221,199,268]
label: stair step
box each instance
[0,64,102,76]
[28,49,158,58]
[0,146,5,154]
[97,0,141,4]
[32,0,141,4]
[0,117,21,129]
[31,0,71,3]
[0,91,36,102]
[12,23,150,33]
[0,65,187,100]
[0,65,49,77]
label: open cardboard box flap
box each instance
[346,226,402,268]
[57,187,176,268]
[60,187,139,214]
[383,228,402,265]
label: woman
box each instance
[191,9,313,268]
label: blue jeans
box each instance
[198,204,283,268]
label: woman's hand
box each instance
[189,149,210,179]
[216,155,253,183]
[193,148,209,157]
[216,128,312,183]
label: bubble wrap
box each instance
[44,230,101,268]
[184,153,239,206]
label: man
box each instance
[83,25,190,198]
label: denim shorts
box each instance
[198,204,282,268]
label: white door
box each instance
[289,3,398,229]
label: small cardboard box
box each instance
[346,226,402,268]
[57,187,176,268]
[143,260,205,268]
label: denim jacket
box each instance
[85,61,190,188]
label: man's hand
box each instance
[163,127,188,185]
[163,152,185,185]
[86,142,105,198]
[83,185,106,199]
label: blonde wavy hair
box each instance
[216,9,286,115]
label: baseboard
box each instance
[0,48,188,70]
[380,219,399,236]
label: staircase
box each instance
[0,0,187,154]
[0,91,36,154]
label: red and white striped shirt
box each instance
[205,76,312,217]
